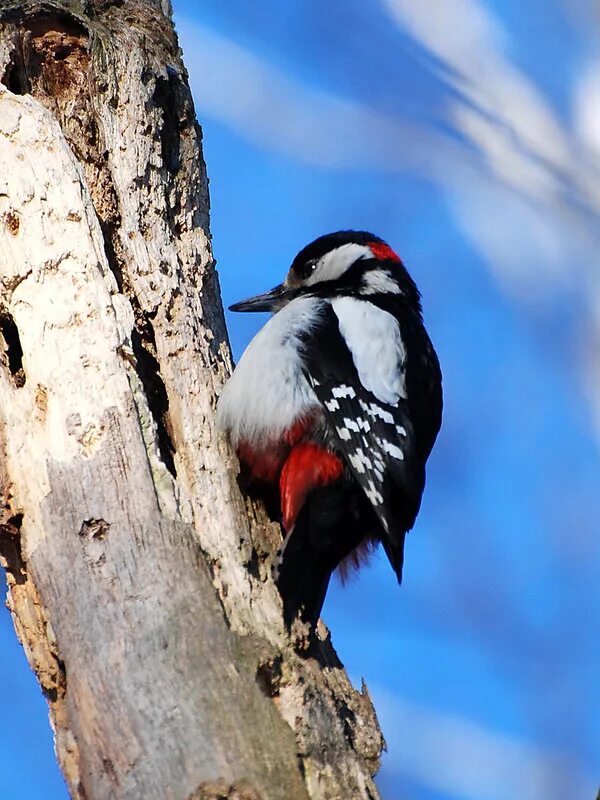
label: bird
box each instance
[217,230,442,629]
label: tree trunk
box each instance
[0,2,383,799]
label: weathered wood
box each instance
[0,2,384,799]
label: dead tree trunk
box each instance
[0,2,383,799]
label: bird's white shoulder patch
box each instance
[217,296,324,445]
[331,297,406,405]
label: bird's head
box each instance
[229,230,421,314]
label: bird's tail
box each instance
[274,483,365,628]
[381,530,406,585]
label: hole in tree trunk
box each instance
[131,326,177,478]
[2,59,30,95]
[0,512,26,585]
[0,311,26,387]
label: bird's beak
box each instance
[229,283,288,313]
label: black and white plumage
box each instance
[217,230,442,628]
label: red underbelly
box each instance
[235,415,344,530]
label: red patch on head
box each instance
[369,241,401,263]
[280,443,344,531]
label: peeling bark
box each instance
[0,2,384,799]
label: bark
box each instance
[0,2,384,800]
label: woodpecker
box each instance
[217,230,442,628]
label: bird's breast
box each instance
[216,296,326,447]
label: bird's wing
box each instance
[301,299,430,579]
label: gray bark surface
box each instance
[0,2,384,799]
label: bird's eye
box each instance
[299,259,318,280]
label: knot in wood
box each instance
[79,518,110,541]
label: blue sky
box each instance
[2,1,599,798]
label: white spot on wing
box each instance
[332,384,356,399]
[354,447,373,469]
[371,404,394,424]
[383,441,404,460]
[325,398,340,411]
[359,399,395,424]
[365,480,384,508]
[348,453,366,474]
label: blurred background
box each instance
[1,1,599,798]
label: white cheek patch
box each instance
[305,243,372,285]
[362,270,402,295]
